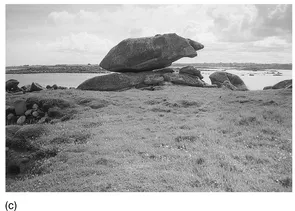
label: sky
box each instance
[6,4,292,66]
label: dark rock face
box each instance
[209,72,248,91]
[272,79,292,89]
[100,33,204,72]
[179,66,203,79]
[6,79,21,92]
[152,67,175,74]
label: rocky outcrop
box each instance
[263,79,292,90]
[6,97,72,126]
[6,79,21,92]
[30,82,44,92]
[179,66,203,79]
[272,79,292,89]
[209,72,248,91]
[99,33,204,72]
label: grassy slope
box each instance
[6,86,292,192]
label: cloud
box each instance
[37,32,113,54]
[47,10,100,25]
[207,4,292,43]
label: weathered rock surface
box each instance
[144,75,164,85]
[179,66,203,79]
[209,72,248,91]
[100,33,204,72]
[221,80,237,90]
[163,73,205,87]
[30,82,44,92]
[77,73,133,91]
[17,116,26,125]
[272,79,292,89]
[263,79,292,90]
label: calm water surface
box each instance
[6,70,292,90]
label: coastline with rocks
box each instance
[6,33,292,192]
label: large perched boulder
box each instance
[179,66,203,79]
[100,33,204,72]
[6,79,21,92]
[209,72,248,91]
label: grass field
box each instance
[6,85,292,192]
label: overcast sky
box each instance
[6,4,292,66]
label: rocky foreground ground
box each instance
[6,86,292,192]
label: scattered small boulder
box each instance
[21,84,31,91]
[14,100,27,116]
[24,109,33,116]
[32,111,39,117]
[6,79,21,92]
[179,66,203,79]
[263,79,292,90]
[272,79,291,89]
[30,82,44,92]
[209,72,248,91]
[32,104,39,110]
[17,115,26,125]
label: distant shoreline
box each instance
[6,63,292,74]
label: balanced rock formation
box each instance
[209,72,248,91]
[77,67,207,91]
[99,33,204,72]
